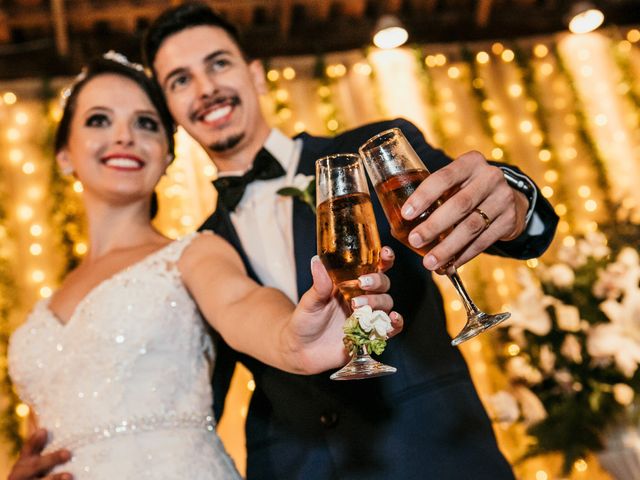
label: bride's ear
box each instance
[56,150,75,176]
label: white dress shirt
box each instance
[219,129,304,303]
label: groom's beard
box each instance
[210,132,245,153]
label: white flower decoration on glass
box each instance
[342,305,393,356]
[353,305,393,339]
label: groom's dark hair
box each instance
[142,1,248,75]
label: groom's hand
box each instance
[8,429,72,480]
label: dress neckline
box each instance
[44,238,182,328]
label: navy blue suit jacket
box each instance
[199,118,558,479]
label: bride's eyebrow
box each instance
[82,106,113,115]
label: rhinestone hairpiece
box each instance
[59,50,147,109]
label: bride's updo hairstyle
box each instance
[55,51,176,218]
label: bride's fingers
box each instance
[358,272,391,293]
[378,246,395,273]
[388,311,404,338]
[351,293,393,312]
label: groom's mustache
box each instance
[190,94,241,123]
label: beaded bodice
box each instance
[8,233,241,479]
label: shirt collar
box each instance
[217,128,295,178]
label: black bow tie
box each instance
[213,148,286,212]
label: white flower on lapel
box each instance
[277,174,316,213]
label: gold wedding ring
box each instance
[473,207,492,230]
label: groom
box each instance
[140,3,558,479]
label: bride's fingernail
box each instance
[358,275,373,287]
[352,297,368,308]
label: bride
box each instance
[7,53,400,479]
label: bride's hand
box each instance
[286,248,403,374]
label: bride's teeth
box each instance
[203,105,231,122]
[105,158,141,168]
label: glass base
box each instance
[330,353,397,380]
[450,311,511,347]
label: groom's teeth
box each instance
[204,105,231,122]
[105,158,141,168]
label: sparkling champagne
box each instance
[317,192,381,301]
[374,169,451,256]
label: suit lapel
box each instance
[293,134,327,298]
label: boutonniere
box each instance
[343,305,393,356]
[277,174,316,214]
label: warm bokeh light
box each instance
[568,7,604,34]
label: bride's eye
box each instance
[136,115,160,132]
[85,113,110,128]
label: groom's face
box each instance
[153,25,268,160]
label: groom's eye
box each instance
[169,74,190,92]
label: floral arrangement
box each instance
[490,220,640,474]
[277,174,316,214]
[343,305,393,356]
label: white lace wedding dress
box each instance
[8,233,242,479]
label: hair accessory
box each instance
[59,51,147,110]
[102,50,145,72]
[59,67,88,109]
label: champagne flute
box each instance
[316,153,397,380]
[359,128,510,346]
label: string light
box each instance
[282,67,296,80]
[30,243,43,256]
[39,286,52,298]
[30,224,42,236]
[17,205,34,221]
[15,404,29,418]
[22,162,35,174]
[535,470,548,480]
[74,242,88,255]
[3,92,17,104]
[9,148,23,164]
[476,51,490,64]
[573,458,588,472]
[31,270,45,283]
[266,69,279,82]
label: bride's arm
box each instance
[179,232,399,375]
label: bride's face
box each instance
[57,73,171,207]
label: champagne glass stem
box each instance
[446,267,481,317]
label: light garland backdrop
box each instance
[1,27,640,478]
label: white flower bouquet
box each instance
[489,223,640,474]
